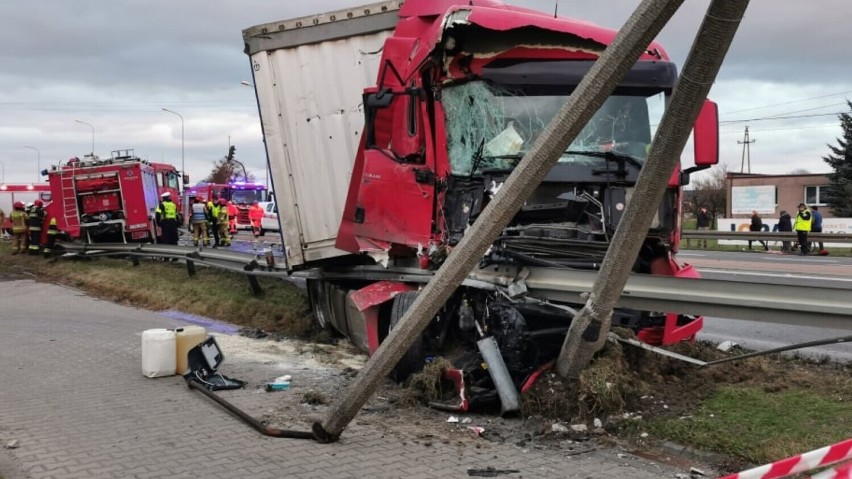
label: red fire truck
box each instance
[182,181,268,229]
[46,150,180,243]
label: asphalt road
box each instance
[679,248,852,361]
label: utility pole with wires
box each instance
[738,125,755,173]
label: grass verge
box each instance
[644,386,852,465]
[0,241,313,338]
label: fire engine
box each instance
[182,181,268,229]
[46,150,180,243]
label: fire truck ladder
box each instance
[60,173,80,233]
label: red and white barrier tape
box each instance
[718,439,852,479]
[809,461,852,479]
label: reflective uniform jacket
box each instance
[10,210,27,233]
[155,201,178,221]
[190,202,208,223]
[794,209,813,232]
[27,207,45,231]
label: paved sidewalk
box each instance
[0,279,685,479]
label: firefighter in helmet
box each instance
[208,195,221,247]
[155,192,180,245]
[42,211,59,258]
[27,199,46,255]
[216,198,231,247]
[189,196,210,247]
[10,202,28,255]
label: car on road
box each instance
[259,200,279,235]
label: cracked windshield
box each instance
[442,81,665,175]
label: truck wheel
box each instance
[388,291,425,382]
[307,280,332,330]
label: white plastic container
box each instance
[141,328,176,378]
[175,326,207,375]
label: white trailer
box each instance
[243,1,403,269]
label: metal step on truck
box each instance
[243,0,720,404]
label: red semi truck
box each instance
[46,150,180,243]
[243,0,719,386]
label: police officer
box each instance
[27,199,46,255]
[155,192,180,245]
[794,203,812,256]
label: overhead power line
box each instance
[720,89,852,116]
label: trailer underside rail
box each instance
[57,243,852,330]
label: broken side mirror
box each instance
[365,88,394,109]
[693,100,719,167]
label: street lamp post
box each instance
[74,119,95,156]
[161,108,185,190]
[0,159,5,184]
[22,145,40,182]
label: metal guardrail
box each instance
[57,242,852,331]
[681,231,852,243]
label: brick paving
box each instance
[0,278,686,479]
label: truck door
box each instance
[352,70,434,248]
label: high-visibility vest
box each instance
[156,201,178,220]
[217,206,229,223]
[794,209,813,232]
[211,205,220,221]
[11,210,27,233]
[190,202,208,223]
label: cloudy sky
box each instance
[1,0,850,189]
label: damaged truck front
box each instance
[244,0,719,406]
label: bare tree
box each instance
[204,157,256,184]
[689,163,728,225]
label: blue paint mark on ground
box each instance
[159,310,240,335]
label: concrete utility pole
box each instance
[738,125,755,173]
[556,0,751,379]
[314,0,687,443]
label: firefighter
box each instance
[27,200,46,255]
[42,215,59,258]
[209,195,221,247]
[9,202,28,255]
[249,201,264,238]
[227,201,238,235]
[155,192,180,245]
[189,196,210,247]
[216,198,231,247]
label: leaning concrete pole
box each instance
[556,0,751,379]
[314,0,686,442]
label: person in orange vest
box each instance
[9,202,28,255]
[227,201,238,235]
[248,201,264,238]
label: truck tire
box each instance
[307,280,332,330]
[388,291,425,382]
